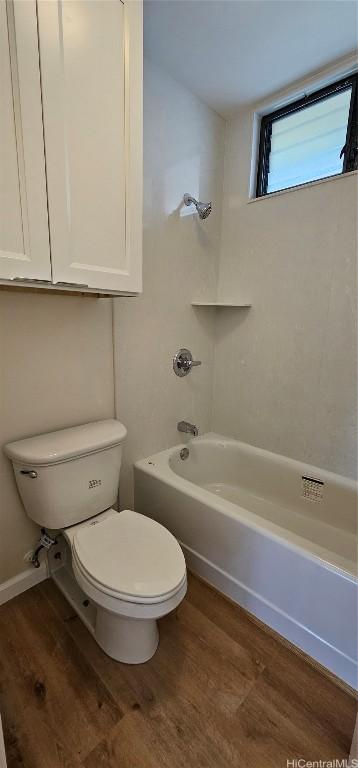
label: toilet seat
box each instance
[72,510,186,605]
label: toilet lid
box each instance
[73,510,186,601]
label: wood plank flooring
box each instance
[0,573,356,767]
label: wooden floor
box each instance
[0,574,356,768]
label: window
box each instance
[256,74,358,197]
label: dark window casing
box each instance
[256,74,358,198]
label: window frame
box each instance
[256,73,358,198]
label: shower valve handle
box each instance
[173,348,202,377]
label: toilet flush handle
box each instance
[20,469,38,479]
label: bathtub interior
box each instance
[168,435,357,570]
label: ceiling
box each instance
[144,0,358,116]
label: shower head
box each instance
[183,193,212,220]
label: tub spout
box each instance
[177,421,198,437]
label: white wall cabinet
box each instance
[0,0,51,282]
[0,0,142,296]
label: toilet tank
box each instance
[4,420,127,530]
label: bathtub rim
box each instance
[134,432,357,582]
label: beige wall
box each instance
[0,292,114,582]
[114,59,225,508]
[212,102,357,478]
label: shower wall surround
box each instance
[212,100,357,478]
[113,59,225,508]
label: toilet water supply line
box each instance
[31,529,57,568]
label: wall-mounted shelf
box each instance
[191,301,251,308]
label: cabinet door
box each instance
[38,0,142,293]
[0,0,51,281]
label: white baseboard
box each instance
[0,562,48,607]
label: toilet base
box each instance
[51,556,160,664]
[48,535,186,666]
[95,609,159,664]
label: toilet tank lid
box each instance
[4,419,127,466]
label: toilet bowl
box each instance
[4,419,187,664]
[66,508,187,663]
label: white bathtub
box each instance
[134,433,357,688]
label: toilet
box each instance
[4,420,187,664]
